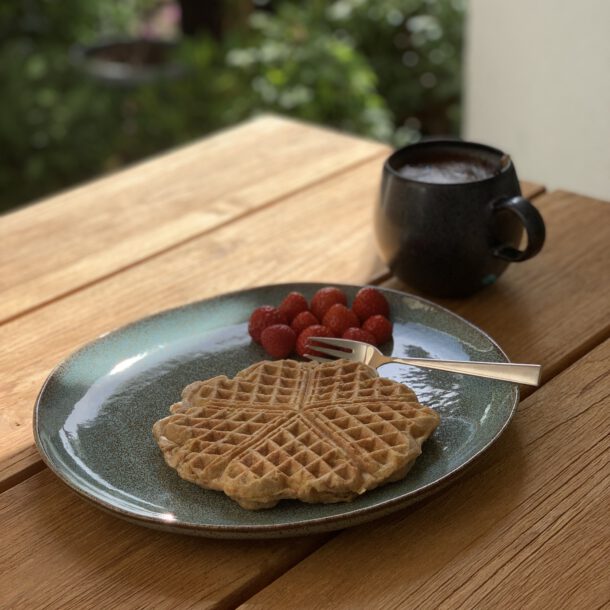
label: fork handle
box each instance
[385,357,541,386]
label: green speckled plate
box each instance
[34,283,518,539]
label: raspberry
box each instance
[291,310,319,336]
[296,325,334,357]
[310,287,347,321]
[352,287,390,322]
[362,315,393,344]
[248,306,287,343]
[342,327,377,345]
[322,304,359,337]
[260,324,297,358]
[278,291,309,322]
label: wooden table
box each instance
[1,116,608,609]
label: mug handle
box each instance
[491,196,546,262]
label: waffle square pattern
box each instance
[153,360,440,509]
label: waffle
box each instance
[153,359,440,509]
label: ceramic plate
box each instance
[34,283,518,539]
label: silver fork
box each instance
[306,337,541,386]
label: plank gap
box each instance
[216,533,336,610]
[0,456,46,495]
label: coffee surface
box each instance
[398,155,499,184]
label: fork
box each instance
[306,337,541,386]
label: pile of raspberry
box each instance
[248,286,392,359]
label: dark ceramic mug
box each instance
[375,140,546,297]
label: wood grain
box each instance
[0,181,582,494]
[240,339,610,610]
[0,113,605,610]
[383,190,610,395]
[0,470,329,610]
[0,156,386,489]
[0,115,387,324]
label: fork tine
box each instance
[308,337,358,350]
[304,354,334,364]
[306,345,356,360]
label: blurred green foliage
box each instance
[324,0,465,140]
[225,6,394,142]
[0,0,464,213]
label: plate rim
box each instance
[33,282,519,537]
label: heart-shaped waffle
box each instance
[153,359,440,509]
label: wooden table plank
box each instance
[0,157,384,490]
[0,164,547,491]
[383,190,610,394]
[0,470,329,610]
[0,110,603,610]
[518,180,546,200]
[0,116,388,324]
[239,339,610,610]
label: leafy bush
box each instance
[225,6,393,141]
[230,0,464,144]
[0,0,464,212]
[0,41,121,209]
[0,0,156,210]
[323,0,465,143]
